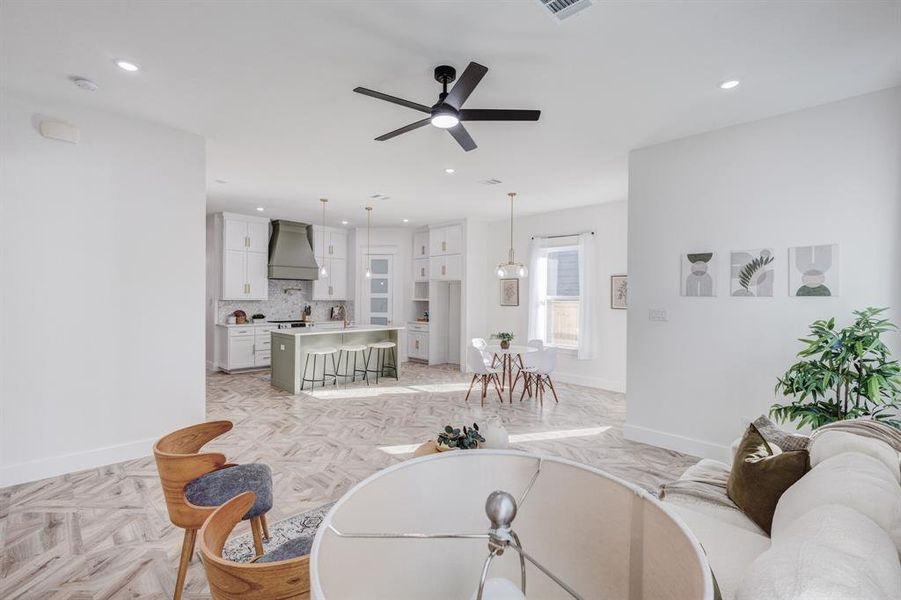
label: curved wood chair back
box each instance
[153,420,233,529]
[200,492,311,600]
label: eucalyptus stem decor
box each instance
[771,307,901,429]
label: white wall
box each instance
[626,87,901,461]
[479,201,629,392]
[0,90,206,486]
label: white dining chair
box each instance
[465,346,504,406]
[519,347,559,404]
[472,337,498,368]
[514,339,545,392]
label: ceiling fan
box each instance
[353,62,541,152]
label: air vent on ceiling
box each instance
[481,178,503,185]
[536,0,593,21]
[369,194,391,200]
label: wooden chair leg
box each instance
[174,528,196,600]
[465,374,478,402]
[491,373,504,402]
[260,513,271,541]
[547,376,559,403]
[519,375,530,402]
[250,516,264,557]
[481,374,487,406]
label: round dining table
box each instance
[485,344,538,403]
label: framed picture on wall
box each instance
[610,274,627,309]
[500,278,519,306]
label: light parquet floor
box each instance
[0,362,697,599]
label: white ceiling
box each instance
[2,1,900,226]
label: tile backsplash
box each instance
[217,279,353,324]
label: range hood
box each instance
[268,220,320,280]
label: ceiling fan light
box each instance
[431,113,459,129]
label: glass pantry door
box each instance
[367,255,393,325]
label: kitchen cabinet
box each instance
[429,253,462,281]
[407,322,429,362]
[413,231,429,259]
[216,323,275,371]
[219,213,270,300]
[313,256,347,300]
[413,258,429,282]
[429,224,462,257]
[312,226,348,261]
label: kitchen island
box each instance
[270,325,404,394]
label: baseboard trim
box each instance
[554,372,625,393]
[0,437,156,488]
[622,423,730,462]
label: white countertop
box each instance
[271,325,404,337]
[216,322,278,328]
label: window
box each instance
[543,246,580,349]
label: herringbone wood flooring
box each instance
[0,363,696,598]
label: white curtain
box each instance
[527,237,547,344]
[577,232,597,360]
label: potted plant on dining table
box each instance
[492,332,515,350]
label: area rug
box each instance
[222,502,335,562]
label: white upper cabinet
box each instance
[413,258,430,282]
[429,253,462,281]
[413,231,429,259]
[219,213,270,300]
[429,224,462,256]
[312,225,349,301]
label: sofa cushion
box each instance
[669,503,771,600]
[185,463,273,519]
[772,451,901,551]
[751,415,809,451]
[809,430,900,482]
[726,425,810,534]
[736,504,901,600]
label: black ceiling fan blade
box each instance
[353,87,431,113]
[460,109,541,121]
[375,118,432,141]
[448,124,477,152]
[444,62,488,109]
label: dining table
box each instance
[485,344,538,403]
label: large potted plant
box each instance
[771,307,901,429]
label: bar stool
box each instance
[301,347,338,390]
[336,343,369,385]
[365,341,398,383]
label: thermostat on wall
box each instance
[39,119,79,144]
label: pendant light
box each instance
[364,206,373,279]
[496,192,528,278]
[319,198,329,278]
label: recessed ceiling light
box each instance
[341,220,349,225]
[402,219,409,223]
[720,80,740,90]
[115,60,139,72]
[445,168,455,174]
[70,76,98,91]
[256,207,264,212]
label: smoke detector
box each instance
[536,0,593,21]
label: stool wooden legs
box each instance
[260,513,271,541]
[250,516,265,556]
[174,528,197,600]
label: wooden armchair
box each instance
[199,491,311,600]
[154,421,272,600]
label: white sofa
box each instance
[663,430,901,600]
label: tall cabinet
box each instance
[408,223,464,366]
[219,213,270,300]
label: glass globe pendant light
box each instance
[319,198,329,278]
[364,206,373,279]
[496,192,528,278]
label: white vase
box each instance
[479,416,509,449]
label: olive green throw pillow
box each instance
[726,424,810,534]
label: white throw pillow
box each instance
[810,430,900,483]
[772,451,901,551]
[736,504,901,600]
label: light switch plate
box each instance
[648,308,668,322]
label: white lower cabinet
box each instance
[407,322,429,361]
[217,324,275,371]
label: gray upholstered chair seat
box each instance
[185,463,272,519]
[256,535,314,563]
